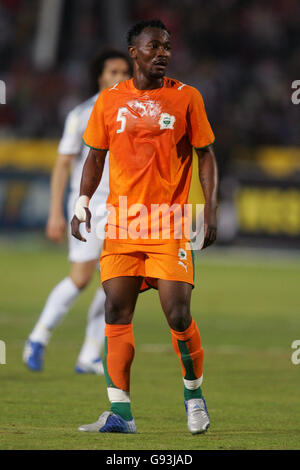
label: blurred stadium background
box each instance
[1,0,300,247]
[1,0,300,450]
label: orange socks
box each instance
[103,323,135,421]
[103,318,203,419]
[103,323,135,391]
[171,318,204,399]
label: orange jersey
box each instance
[83,77,214,243]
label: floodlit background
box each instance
[0,0,300,450]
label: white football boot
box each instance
[78,411,137,433]
[185,397,210,434]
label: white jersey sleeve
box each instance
[58,108,83,155]
[56,93,109,197]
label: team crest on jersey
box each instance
[178,248,188,272]
[159,113,175,130]
[178,248,187,260]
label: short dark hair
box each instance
[127,19,170,46]
[89,49,132,94]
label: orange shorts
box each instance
[100,239,195,292]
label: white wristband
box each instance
[74,195,90,222]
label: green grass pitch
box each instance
[0,240,300,450]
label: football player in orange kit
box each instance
[71,19,218,435]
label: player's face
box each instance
[130,27,171,79]
[99,58,131,90]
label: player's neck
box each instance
[132,74,164,91]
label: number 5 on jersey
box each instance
[116,107,127,134]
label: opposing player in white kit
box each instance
[23,50,132,374]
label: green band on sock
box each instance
[177,340,197,380]
[110,402,133,421]
[184,386,203,401]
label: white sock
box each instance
[107,387,130,403]
[77,287,106,364]
[29,277,80,345]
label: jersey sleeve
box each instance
[58,109,82,155]
[82,92,109,150]
[187,88,215,149]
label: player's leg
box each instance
[70,259,96,288]
[23,260,96,371]
[75,286,106,374]
[73,201,107,373]
[78,275,142,434]
[157,279,209,434]
[70,261,106,375]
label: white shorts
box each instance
[67,192,108,263]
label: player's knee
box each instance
[104,297,133,324]
[70,260,96,289]
[70,272,92,290]
[166,304,191,331]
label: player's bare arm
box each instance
[46,153,75,243]
[71,148,107,242]
[196,144,218,249]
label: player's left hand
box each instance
[71,207,91,242]
[202,205,217,249]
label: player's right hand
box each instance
[71,208,91,242]
[71,195,91,242]
[46,215,66,243]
